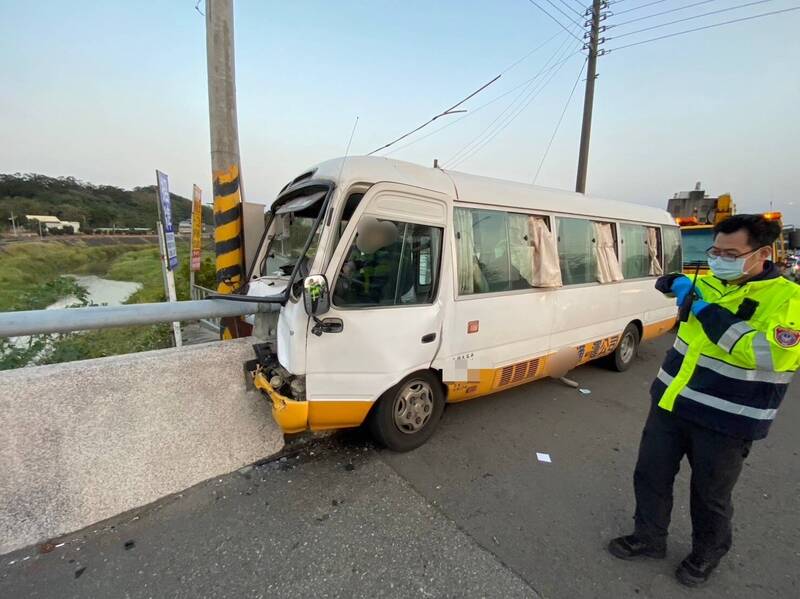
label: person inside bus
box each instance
[335,217,401,306]
[608,214,800,588]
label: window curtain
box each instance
[594,222,623,283]
[530,217,562,287]
[647,227,664,276]
[454,208,476,294]
[508,214,534,286]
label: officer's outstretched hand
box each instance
[671,276,705,306]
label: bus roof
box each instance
[307,156,675,226]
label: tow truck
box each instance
[667,183,785,275]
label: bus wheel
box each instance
[369,371,445,452]
[604,323,640,372]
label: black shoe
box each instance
[607,535,666,560]
[675,553,719,587]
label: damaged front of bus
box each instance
[240,157,454,445]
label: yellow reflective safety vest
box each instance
[652,265,800,440]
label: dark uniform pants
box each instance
[633,402,752,562]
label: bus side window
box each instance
[662,226,682,273]
[620,224,664,278]
[335,193,365,246]
[456,208,561,294]
[333,218,443,308]
[557,218,597,285]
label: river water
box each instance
[7,275,142,353]
[47,275,142,309]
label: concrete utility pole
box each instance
[575,0,603,194]
[206,0,248,339]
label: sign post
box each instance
[190,185,203,290]
[155,170,182,348]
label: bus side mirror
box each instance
[303,275,330,316]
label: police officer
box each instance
[608,214,800,587]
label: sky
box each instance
[1,0,799,222]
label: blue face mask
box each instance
[708,256,746,281]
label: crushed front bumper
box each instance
[252,370,309,434]
[249,342,309,434]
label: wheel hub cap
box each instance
[393,381,434,434]
[620,332,635,363]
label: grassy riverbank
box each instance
[1,239,217,369]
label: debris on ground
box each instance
[558,377,579,388]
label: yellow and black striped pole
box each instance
[213,164,245,295]
[206,0,248,339]
[212,164,247,339]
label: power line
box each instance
[607,5,800,52]
[385,58,573,156]
[501,29,565,75]
[367,74,501,155]
[608,0,723,29]
[533,58,588,184]
[614,0,669,16]
[445,34,579,167]
[557,0,585,19]
[570,0,590,12]
[609,0,779,40]
[544,0,583,26]
[527,0,585,41]
[374,30,565,156]
[448,44,583,169]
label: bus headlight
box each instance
[290,377,306,400]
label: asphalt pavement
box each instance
[2,334,798,598]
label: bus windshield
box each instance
[260,191,326,278]
[681,228,713,265]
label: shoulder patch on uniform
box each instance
[774,327,800,348]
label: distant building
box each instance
[25,215,81,233]
[60,221,81,233]
[178,219,192,235]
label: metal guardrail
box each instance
[0,299,275,338]
[190,284,223,335]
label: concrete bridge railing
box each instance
[0,300,285,555]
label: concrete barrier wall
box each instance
[0,337,284,555]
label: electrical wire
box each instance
[370,30,565,156]
[500,29,565,75]
[614,0,669,16]
[557,0,585,19]
[569,0,590,13]
[532,57,588,183]
[366,75,501,155]
[607,4,800,52]
[527,0,585,41]
[384,59,574,157]
[444,34,579,167]
[544,0,583,26]
[609,0,779,40]
[445,37,576,166]
[447,43,584,169]
[608,0,722,29]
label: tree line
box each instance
[1,173,213,232]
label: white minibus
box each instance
[244,157,680,451]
